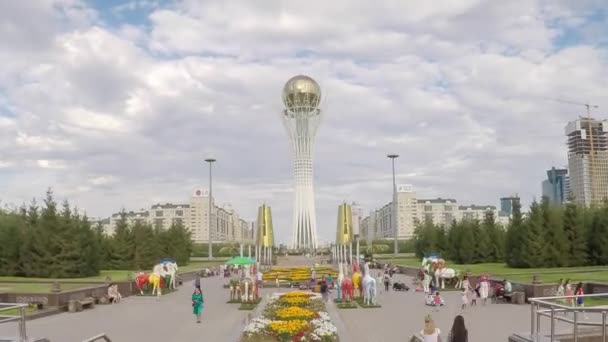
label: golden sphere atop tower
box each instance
[282,75,321,112]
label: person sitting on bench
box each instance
[108,283,122,304]
[503,279,513,302]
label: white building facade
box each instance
[360,185,508,241]
[102,188,252,244]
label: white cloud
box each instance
[0,0,607,244]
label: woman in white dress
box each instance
[479,276,489,305]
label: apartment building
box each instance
[417,198,458,227]
[360,185,506,240]
[103,188,252,244]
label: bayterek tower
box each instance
[281,75,323,251]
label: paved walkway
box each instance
[0,276,258,342]
[0,271,582,341]
[333,274,578,341]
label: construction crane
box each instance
[550,98,600,205]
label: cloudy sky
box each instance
[1,0,607,244]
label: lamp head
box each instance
[387,154,399,159]
[204,158,216,163]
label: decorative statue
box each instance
[162,262,178,290]
[229,284,235,301]
[362,262,377,306]
[423,270,432,293]
[341,264,354,301]
[336,263,344,300]
[432,259,460,289]
[352,262,362,298]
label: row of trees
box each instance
[413,210,506,264]
[0,190,193,278]
[413,198,608,268]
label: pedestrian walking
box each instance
[461,288,468,311]
[192,286,204,323]
[564,279,574,307]
[447,315,468,342]
[320,281,329,302]
[575,282,587,319]
[383,273,390,291]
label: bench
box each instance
[68,297,95,313]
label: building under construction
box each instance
[565,117,608,206]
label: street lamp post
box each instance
[205,158,216,260]
[387,154,399,257]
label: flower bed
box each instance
[262,267,338,283]
[242,291,339,342]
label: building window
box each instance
[444,205,452,211]
[424,213,433,223]
[424,205,432,211]
[154,219,164,228]
[175,210,183,216]
[156,211,163,217]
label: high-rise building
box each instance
[500,196,520,216]
[542,167,569,205]
[566,117,608,206]
[280,75,324,250]
[396,184,418,238]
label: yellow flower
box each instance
[275,306,315,320]
[282,291,311,298]
[281,297,311,306]
[268,320,309,335]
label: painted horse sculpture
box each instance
[340,263,354,301]
[135,261,179,296]
[362,262,377,305]
[352,263,362,297]
[422,256,459,289]
[135,272,163,296]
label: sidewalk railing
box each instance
[529,292,608,342]
[0,303,28,342]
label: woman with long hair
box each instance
[448,315,468,342]
[421,314,442,342]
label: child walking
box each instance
[461,288,468,311]
[575,282,587,319]
[192,286,204,323]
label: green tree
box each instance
[108,210,134,270]
[132,221,158,270]
[458,221,475,264]
[0,211,22,276]
[562,201,587,266]
[521,201,545,268]
[540,198,567,267]
[413,219,436,258]
[483,210,505,262]
[505,199,526,267]
[587,205,608,265]
[470,218,490,263]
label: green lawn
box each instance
[0,306,38,316]
[0,282,93,293]
[0,260,225,283]
[387,257,608,284]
